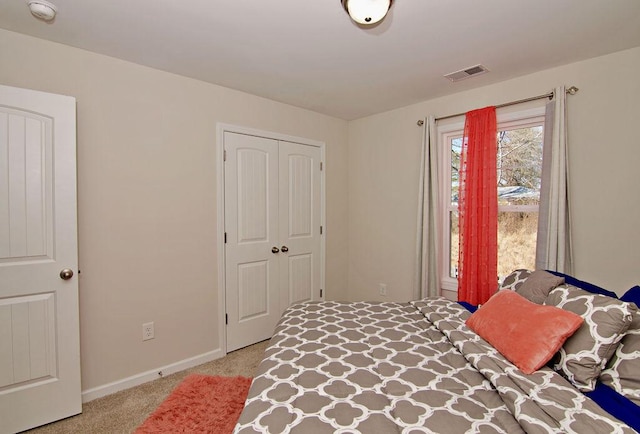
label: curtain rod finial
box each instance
[567,86,579,95]
[417,119,424,126]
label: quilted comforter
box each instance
[234,297,635,433]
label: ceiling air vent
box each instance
[444,64,489,82]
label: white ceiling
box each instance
[1,0,639,120]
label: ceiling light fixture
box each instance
[28,0,57,21]
[341,0,393,26]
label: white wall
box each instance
[2,25,638,398]
[0,28,349,394]
[348,46,640,301]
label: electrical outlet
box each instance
[142,322,154,341]
[379,283,387,296]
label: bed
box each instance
[234,271,640,433]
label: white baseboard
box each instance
[81,348,225,403]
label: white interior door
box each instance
[224,132,281,352]
[0,85,81,433]
[278,141,321,310]
[224,132,323,352]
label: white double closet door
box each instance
[224,132,322,352]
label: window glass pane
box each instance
[451,137,462,205]
[497,126,543,206]
[498,211,538,281]
[446,121,543,287]
[450,209,458,278]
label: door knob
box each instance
[271,247,280,254]
[281,246,289,253]
[60,268,74,280]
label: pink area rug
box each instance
[135,374,252,434]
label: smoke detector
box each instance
[28,0,57,21]
[444,64,489,82]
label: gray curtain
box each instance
[536,86,573,272]
[414,116,440,299]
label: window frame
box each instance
[437,106,546,293]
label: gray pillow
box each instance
[499,269,532,291]
[544,285,637,391]
[600,309,640,405]
[515,270,565,304]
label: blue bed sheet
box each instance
[586,382,640,432]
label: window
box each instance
[439,108,545,291]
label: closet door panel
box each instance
[224,132,280,352]
[279,141,321,308]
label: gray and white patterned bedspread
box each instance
[234,297,635,433]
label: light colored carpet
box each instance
[25,340,269,434]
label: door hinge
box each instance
[224,232,227,243]
[223,150,227,162]
[225,313,228,325]
[320,161,323,171]
[320,226,323,235]
[320,289,323,298]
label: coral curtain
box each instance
[414,116,440,299]
[458,107,498,305]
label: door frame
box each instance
[215,123,326,354]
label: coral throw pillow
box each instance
[466,290,583,374]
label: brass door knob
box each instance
[271,247,280,254]
[281,246,289,253]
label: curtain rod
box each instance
[416,86,579,126]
